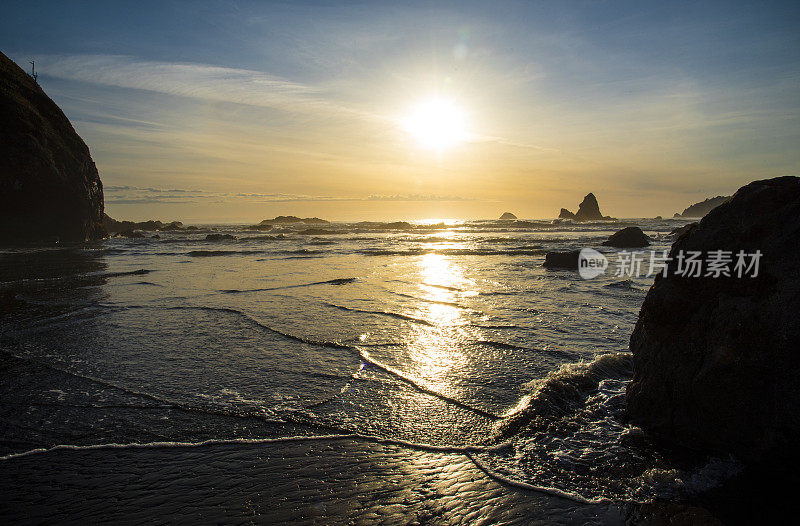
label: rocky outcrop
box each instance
[1,51,104,243]
[674,195,729,218]
[205,233,235,241]
[103,214,182,233]
[669,222,698,239]
[246,224,273,231]
[602,226,650,248]
[542,250,581,269]
[558,208,576,220]
[259,216,328,225]
[499,212,517,220]
[626,176,800,464]
[558,193,613,221]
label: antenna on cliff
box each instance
[29,61,38,83]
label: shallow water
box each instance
[0,218,738,518]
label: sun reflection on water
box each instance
[398,253,482,394]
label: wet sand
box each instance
[1,437,623,524]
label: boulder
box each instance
[499,212,517,220]
[205,233,236,241]
[542,250,581,269]
[0,51,104,243]
[626,176,800,464]
[602,226,650,248]
[558,193,613,221]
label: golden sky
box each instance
[3,1,798,222]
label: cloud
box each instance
[32,54,379,121]
[103,186,475,204]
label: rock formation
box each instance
[668,222,697,238]
[558,193,613,221]
[103,214,182,233]
[542,250,581,269]
[246,224,273,231]
[558,208,576,220]
[674,195,729,218]
[602,226,650,248]
[0,51,104,243]
[499,212,517,220]
[259,216,328,225]
[626,176,800,464]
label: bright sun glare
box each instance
[403,98,468,151]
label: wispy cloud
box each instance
[104,186,475,205]
[32,54,379,121]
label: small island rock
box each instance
[602,226,650,248]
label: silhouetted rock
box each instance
[259,216,328,225]
[558,208,576,220]
[602,227,650,248]
[558,193,613,221]
[542,250,581,269]
[103,214,185,233]
[0,51,104,243]
[116,229,146,238]
[669,222,698,238]
[626,176,800,465]
[499,212,517,220]
[674,196,729,218]
[205,233,236,241]
[246,224,273,231]
[160,221,183,231]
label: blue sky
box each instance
[2,1,799,221]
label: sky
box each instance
[1,0,799,222]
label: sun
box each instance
[402,98,468,151]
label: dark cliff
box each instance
[0,51,104,243]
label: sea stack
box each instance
[626,176,800,465]
[499,212,517,220]
[0,51,104,243]
[558,193,612,221]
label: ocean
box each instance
[0,218,740,523]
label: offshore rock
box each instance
[602,227,650,248]
[558,193,613,221]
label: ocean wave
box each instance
[187,250,267,257]
[0,268,153,287]
[496,352,633,432]
[389,292,467,309]
[325,303,435,326]
[105,304,497,420]
[358,248,545,257]
[219,277,357,294]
